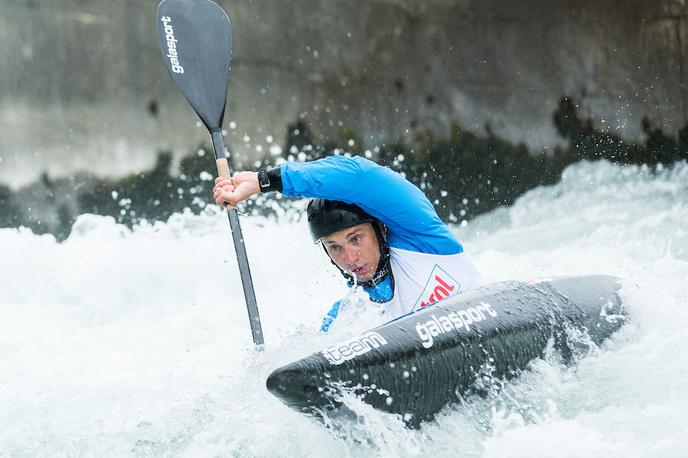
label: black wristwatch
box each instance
[257,167,283,193]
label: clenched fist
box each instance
[213,172,260,207]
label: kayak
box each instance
[266,275,627,427]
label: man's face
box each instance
[322,223,381,282]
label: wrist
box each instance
[257,166,283,193]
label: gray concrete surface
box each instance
[1,0,686,187]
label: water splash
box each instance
[1,160,687,456]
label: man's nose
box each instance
[344,246,359,264]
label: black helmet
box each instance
[307,199,376,243]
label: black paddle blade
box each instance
[156,0,232,131]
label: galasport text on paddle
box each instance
[156,0,264,347]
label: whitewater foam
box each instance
[1,160,686,456]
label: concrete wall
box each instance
[1,0,687,188]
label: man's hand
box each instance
[213,172,260,207]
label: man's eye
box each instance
[329,245,341,252]
[350,235,360,245]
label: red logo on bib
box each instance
[413,265,461,311]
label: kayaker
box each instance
[213,155,482,331]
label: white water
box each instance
[1,160,687,457]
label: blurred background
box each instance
[1,0,687,237]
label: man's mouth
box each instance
[351,266,367,277]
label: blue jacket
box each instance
[280,155,463,255]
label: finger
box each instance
[217,188,240,207]
[215,177,230,187]
[215,177,232,187]
[216,189,231,205]
[213,184,231,194]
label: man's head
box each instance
[307,199,390,286]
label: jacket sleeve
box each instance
[320,300,341,333]
[280,155,463,255]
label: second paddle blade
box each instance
[156,0,232,131]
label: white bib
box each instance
[380,247,483,320]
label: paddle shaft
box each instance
[211,128,264,347]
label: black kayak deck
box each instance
[266,275,627,427]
